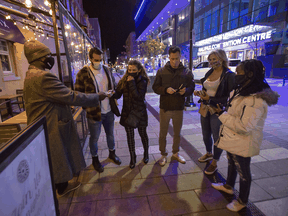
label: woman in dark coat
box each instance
[113,60,150,169]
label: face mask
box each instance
[235,75,246,86]
[93,61,102,70]
[43,56,55,70]
[210,61,221,69]
[128,72,138,78]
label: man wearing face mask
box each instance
[23,40,107,197]
[75,47,121,173]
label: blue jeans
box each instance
[87,111,115,156]
[200,112,223,160]
[226,152,251,204]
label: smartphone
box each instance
[209,100,223,109]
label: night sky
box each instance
[83,0,137,63]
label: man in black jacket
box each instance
[153,46,195,166]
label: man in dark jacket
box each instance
[153,46,195,166]
[23,40,107,198]
[75,47,121,173]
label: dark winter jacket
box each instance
[113,75,148,128]
[75,65,120,121]
[200,67,235,107]
[152,62,195,111]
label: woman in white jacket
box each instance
[211,59,279,212]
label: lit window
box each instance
[0,40,12,76]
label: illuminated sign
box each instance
[198,30,272,53]
[195,25,273,47]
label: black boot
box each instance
[143,148,149,164]
[92,156,104,173]
[109,150,121,165]
[129,151,136,169]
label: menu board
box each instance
[0,117,58,216]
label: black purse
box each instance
[125,110,142,128]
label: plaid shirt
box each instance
[75,65,116,121]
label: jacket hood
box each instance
[164,61,185,71]
[255,88,279,106]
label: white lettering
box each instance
[0,20,9,28]
[251,35,257,42]
[266,30,272,39]
[247,36,251,43]
[256,33,261,40]
[242,37,247,43]
[261,33,266,40]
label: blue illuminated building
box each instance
[134,0,288,77]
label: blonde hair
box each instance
[208,49,228,68]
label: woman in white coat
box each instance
[211,59,279,212]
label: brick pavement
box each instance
[58,78,288,216]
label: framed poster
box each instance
[0,116,59,216]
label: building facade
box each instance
[134,0,288,75]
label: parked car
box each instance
[192,59,241,82]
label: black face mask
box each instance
[235,75,246,86]
[43,56,55,70]
[128,72,138,78]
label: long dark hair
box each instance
[237,59,270,96]
[118,60,150,90]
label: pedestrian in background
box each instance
[211,59,279,211]
[23,40,106,197]
[194,49,235,175]
[75,47,121,173]
[153,46,195,166]
[113,60,150,169]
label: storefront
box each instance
[195,24,275,62]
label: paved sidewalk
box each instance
[58,78,288,216]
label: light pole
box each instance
[185,0,197,109]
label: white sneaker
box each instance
[211,183,234,195]
[159,156,167,166]
[226,199,246,212]
[172,153,186,164]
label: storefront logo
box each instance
[17,160,29,183]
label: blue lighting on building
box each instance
[134,0,146,21]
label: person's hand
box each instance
[98,92,107,101]
[179,87,186,95]
[127,76,134,81]
[193,90,199,96]
[166,87,176,94]
[106,90,114,98]
[212,104,224,114]
[199,90,209,101]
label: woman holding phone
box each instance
[194,49,235,175]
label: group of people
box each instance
[23,40,278,212]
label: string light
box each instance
[65,32,68,37]
[24,0,33,8]
[49,9,52,16]
[42,33,44,36]
[44,0,49,6]
[46,34,49,39]
[71,42,74,46]
[36,26,38,29]
[5,15,11,20]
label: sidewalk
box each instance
[58,78,288,216]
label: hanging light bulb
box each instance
[44,0,49,6]
[71,42,74,46]
[26,26,29,30]
[25,0,33,8]
[5,15,11,20]
[46,34,49,39]
[35,37,37,40]
[42,33,44,36]
[36,26,38,29]
[38,35,40,37]
[65,32,68,37]
[49,9,52,16]
[14,21,16,25]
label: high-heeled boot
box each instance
[129,151,136,169]
[143,146,149,164]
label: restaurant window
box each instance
[0,40,19,81]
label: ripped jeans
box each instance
[226,152,251,204]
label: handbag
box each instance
[125,110,141,128]
[198,102,208,117]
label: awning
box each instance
[0,14,26,44]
